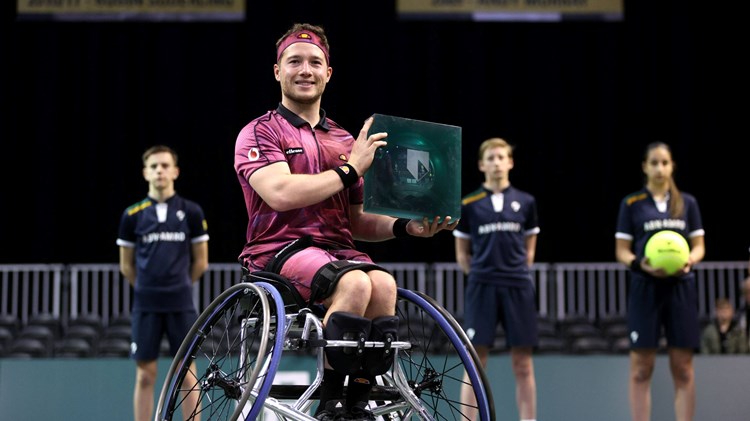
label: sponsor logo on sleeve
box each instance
[248,147,260,161]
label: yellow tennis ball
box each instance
[644,230,690,275]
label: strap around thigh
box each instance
[309,260,389,306]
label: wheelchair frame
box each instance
[155,271,495,421]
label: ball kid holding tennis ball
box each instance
[614,142,705,421]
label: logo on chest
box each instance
[285,147,304,155]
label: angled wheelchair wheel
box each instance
[384,288,495,421]
[155,282,286,421]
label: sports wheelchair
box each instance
[155,270,495,421]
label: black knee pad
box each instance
[365,315,400,375]
[324,312,371,375]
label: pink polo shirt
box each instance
[234,104,364,270]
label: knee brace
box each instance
[365,315,400,375]
[324,312,371,375]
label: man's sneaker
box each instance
[341,401,376,421]
[315,400,346,421]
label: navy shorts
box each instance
[131,310,198,361]
[463,281,538,348]
[627,273,700,350]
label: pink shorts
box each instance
[279,247,374,302]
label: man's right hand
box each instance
[347,116,388,177]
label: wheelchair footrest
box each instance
[268,384,402,401]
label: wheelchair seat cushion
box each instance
[246,271,308,311]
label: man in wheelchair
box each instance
[233,23,457,420]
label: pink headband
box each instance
[276,31,330,64]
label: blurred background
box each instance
[3,1,746,265]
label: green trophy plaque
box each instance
[364,114,461,223]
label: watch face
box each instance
[364,114,461,223]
